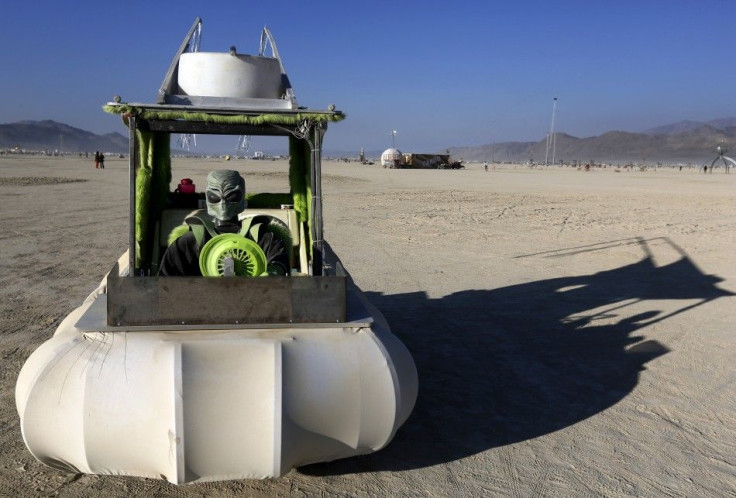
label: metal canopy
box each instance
[136,119,295,137]
[116,103,332,278]
[115,102,336,116]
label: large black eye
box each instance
[206,191,221,203]
[225,191,243,203]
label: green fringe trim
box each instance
[103,105,345,124]
[136,131,171,268]
[289,137,308,223]
[167,224,191,247]
[289,136,312,259]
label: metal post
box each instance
[157,17,202,103]
[551,98,558,166]
[128,116,136,276]
[550,98,558,166]
[311,124,324,275]
[545,97,557,166]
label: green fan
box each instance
[199,234,267,277]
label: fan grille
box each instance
[199,234,267,277]
[218,247,258,276]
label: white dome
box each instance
[381,148,403,167]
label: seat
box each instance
[239,208,305,273]
[238,208,299,248]
[152,207,305,274]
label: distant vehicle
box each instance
[395,153,464,169]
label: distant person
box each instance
[99,152,105,169]
[704,165,707,174]
[484,162,488,172]
[94,151,100,169]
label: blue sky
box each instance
[1,0,734,153]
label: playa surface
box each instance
[1,156,735,496]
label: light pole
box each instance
[551,98,558,166]
[545,97,558,166]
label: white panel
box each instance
[83,335,181,482]
[282,333,361,446]
[181,340,281,480]
[20,336,89,473]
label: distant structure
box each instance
[236,134,251,154]
[402,153,463,169]
[381,147,402,168]
[709,142,736,173]
[177,133,196,151]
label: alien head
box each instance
[205,170,246,221]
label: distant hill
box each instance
[4,117,736,164]
[706,117,736,130]
[448,119,736,164]
[642,120,710,136]
[642,118,736,136]
[0,120,127,153]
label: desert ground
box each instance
[1,155,735,496]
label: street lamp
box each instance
[545,97,558,166]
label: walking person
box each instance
[99,152,105,169]
[484,162,488,172]
[94,151,100,169]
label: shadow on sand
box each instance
[302,238,733,475]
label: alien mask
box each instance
[205,170,246,221]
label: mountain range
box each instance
[2,118,736,164]
[0,120,128,154]
[447,118,736,164]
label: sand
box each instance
[1,155,734,496]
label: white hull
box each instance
[16,262,417,483]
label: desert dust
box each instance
[1,155,734,496]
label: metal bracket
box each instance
[260,27,297,106]
[157,17,203,104]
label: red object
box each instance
[176,178,195,194]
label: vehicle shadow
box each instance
[301,238,733,474]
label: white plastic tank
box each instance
[177,52,284,99]
[381,148,403,168]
